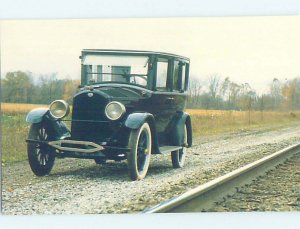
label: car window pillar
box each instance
[177,61,183,92]
[167,58,174,92]
[80,55,87,86]
[184,63,190,91]
[147,55,156,90]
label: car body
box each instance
[26,49,192,180]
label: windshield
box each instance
[82,54,149,87]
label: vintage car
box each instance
[26,49,192,180]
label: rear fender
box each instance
[124,113,159,154]
[167,111,192,147]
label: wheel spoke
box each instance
[44,132,48,140]
[34,126,52,166]
[138,132,146,147]
[137,154,145,171]
[45,154,49,162]
[38,129,43,140]
[37,153,41,162]
[42,155,46,165]
[42,128,46,139]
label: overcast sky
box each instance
[1,16,300,94]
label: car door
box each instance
[149,58,176,145]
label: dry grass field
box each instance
[2,103,300,163]
[185,109,300,136]
[2,103,48,115]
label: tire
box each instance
[94,158,106,164]
[171,123,187,168]
[127,122,152,181]
[27,123,55,176]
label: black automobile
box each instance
[26,49,192,180]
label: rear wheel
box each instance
[27,123,55,176]
[171,123,187,168]
[127,122,152,180]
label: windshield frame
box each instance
[81,53,152,89]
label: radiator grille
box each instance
[71,92,111,142]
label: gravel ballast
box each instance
[208,153,300,212]
[2,124,300,214]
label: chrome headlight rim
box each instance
[105,101,126,121]
[49,100,70,119]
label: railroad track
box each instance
[143,143,300,213]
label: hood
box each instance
[97,86,142,99]
[76,84,152,101]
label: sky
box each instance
[1,16,300,94]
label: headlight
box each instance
[49,100,70,119]
[105,101,126,120]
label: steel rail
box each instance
[143,143,300,213]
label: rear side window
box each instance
[156,60,168,91]
[173,61,187,92]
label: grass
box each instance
[186,109,300,137]
[2,114,30,163]
[2,103,300,163]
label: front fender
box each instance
[26,108,70,140]
[124,113,159,154]
[26,108,49,123]
[124,112,154,129]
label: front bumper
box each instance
[26,139,130,159]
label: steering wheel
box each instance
[130,75,147,82]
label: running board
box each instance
[159,146,182,154]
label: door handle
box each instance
[165,97,175,104]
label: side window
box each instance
[97,65,103,82]
[85,65,92,83]
[156,60,168,91]
[173,61,186,92]
[85,65,103,84]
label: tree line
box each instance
[1,71,300,111]
[187,74,300,111]
[1,71,79,105]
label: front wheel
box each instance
[127,122,152,181]
[27,123,55,176]
[94,158,106,164]
[171,123,187,168]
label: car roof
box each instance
[82,49,190,62]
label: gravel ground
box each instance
[2,124,300,214]
[208,153,300,212]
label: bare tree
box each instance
[208,73,221,99]
[187,76,202,108]
[270,78,282,109]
